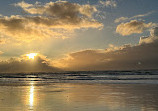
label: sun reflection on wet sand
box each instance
[1,82,158,111]
[29,85,34,107]
[28,81,35,110]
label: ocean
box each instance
[0,70,158,111]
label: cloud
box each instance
[1,27,158,72]
[0,38,6,44]
[15,1,97,18]
[0,51,3,55]
[15,1,33,8]
[115,11,154,23]
[114,17,128,23]
[150,27,158,37]
[0,54,60,73]
[139,27,158,44]
[0,1,103,42]
[0,15,102,41]
[116,20,157,36]
[54,28,158,71]
[99,0,117,8]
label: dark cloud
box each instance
[0,55,60,73]
[55,28,158,71]
[15,1,97,18]
[0,1,102,42]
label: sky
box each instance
[0,0,158,72]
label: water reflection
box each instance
[0,82,158,111]
[29,82,34,108]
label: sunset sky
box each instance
[0,0,158,72]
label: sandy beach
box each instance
[0,80,158,111]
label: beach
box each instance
[0,71,158,111]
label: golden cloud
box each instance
[0,53,60,73]
[0,51,3,55]
[1,30,158,72]
[0,1,103,42]
[116,20,156,36]
[15,1,97,18]
[139,27,158,44]
[0,38,6,44]
[115,11,154,23]
[53,37,158,71]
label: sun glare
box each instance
[26,53,38,59]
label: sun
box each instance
[26,53,38,59]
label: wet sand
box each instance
[0,82,158,111]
